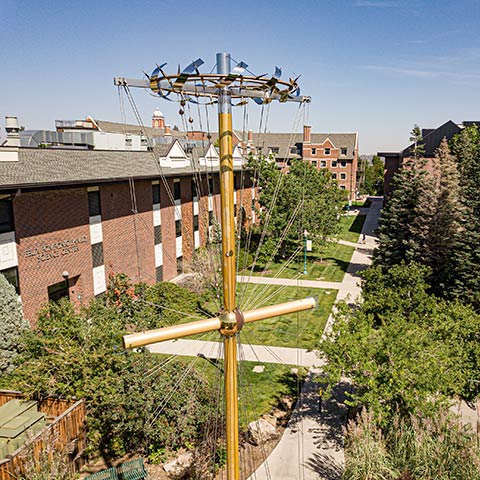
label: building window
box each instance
[270,147,279,154]
[88,190,101,217]
[174,179,181,201]
[91,242,104,268]
[290,146,297,154]
[125,136,132,147]
[324,148,331,155]
[177,256,183,275]
[1,266,19,294]
[341,148,347,155]
[0,197,14,234]
[311,148,316,155]
[193,215,199,231]
[48,280,69,303]
[332,173,337,180]
[192,180,198,199]
[175,219,182,237]
[332,160,338,168]
[154,225,162,245]
[340,173,347,180]
[320,160,327,168]
[312,160,318,167]
[152,183,160,205]
[339,185,346,190]
[156,266,163,282]
[208,177,214,195]
[340,160,347,168]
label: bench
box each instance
[84,467,118,479]
[117,459,148,479]
[85,459,148,480]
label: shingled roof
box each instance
[250,132,358,160]
[0,143,245,189]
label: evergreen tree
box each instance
[374,155,431,268]
[423,139,463,295]
[409,124,425,160]
[0,273,28,375]
[450,125,480,308]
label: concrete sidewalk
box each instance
[249,197,382,479]
[148,339,324,368]
[236,275,341,291]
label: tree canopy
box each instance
[248,156,343,262]
[321,263,480,421]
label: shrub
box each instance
[0,272,29,375]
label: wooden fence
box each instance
[0,391,86,480]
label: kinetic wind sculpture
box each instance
[115,53,314,480]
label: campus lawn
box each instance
[242,242,355,283]
[335,214,366,243]
[236,284,336,349]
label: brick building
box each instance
[243,126,359,200]
[0,117,255,324]
[378,120,479,198]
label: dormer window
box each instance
[125,136,132,147]
[341,148,347,155]
[270,147,279,154]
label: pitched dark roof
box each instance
[250,132,358,160]
[0,144,241,189]
[402,120,462,157]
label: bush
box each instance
[0,273,29,375]
[345,408,480,480]
[6,280,219,460]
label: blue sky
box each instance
[1,0,479,154]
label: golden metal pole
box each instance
[217,50,240,480]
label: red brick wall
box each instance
[14,188,93,325]
[101,181,155,285]
[181,177,194,262]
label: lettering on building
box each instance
[23,236,88,263]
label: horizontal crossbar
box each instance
[123,297,317,349]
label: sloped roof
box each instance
[0,143,243,189]
[250,132,358,159]
[310,133,357,155]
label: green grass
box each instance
[336,214,366,243]
[236,284,336,348]
[344,199,368,208]
[174,355,307,427]
[242,242,355,282]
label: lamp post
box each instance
[303,230,308,275]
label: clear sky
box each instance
[1,0,479,154]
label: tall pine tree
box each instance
[375,126,431,267]
[423,138,463,295]
[450,126,480,308]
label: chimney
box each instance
[5,116,21,147]
[164,125,172,136]
[303,125,311,144]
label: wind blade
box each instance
[274,66,282,79]
[182,58,205,74]
[173,58,204,89]
[231,61,248,76]
[213,61,248,88]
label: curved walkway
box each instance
[249,197,382,480]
